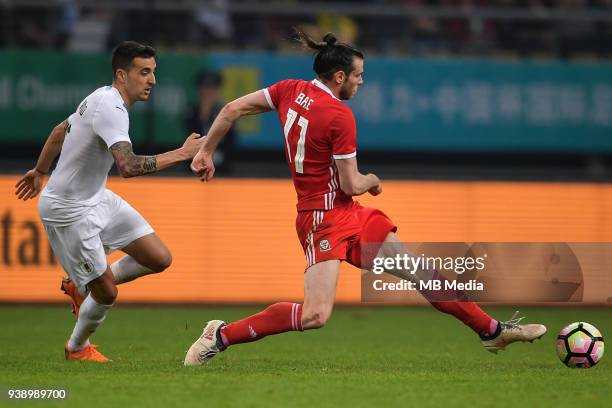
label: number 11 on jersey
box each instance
[283,108,309,174]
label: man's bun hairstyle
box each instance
[295,29,363,81]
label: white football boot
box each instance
[481,311,547,354]
[184,320,227,366]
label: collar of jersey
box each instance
[311,79,338,100]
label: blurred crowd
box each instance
[1,0,612,59]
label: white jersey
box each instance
[40,85,131,225]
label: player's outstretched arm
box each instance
[191,90,271,182]
[110,132,203,178]
[335,157,382,196]
[15,119,68,201]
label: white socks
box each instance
[110,256,153,284]
[66,257,152,351]
[67,295,112,351]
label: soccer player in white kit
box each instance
[14,41,203,362]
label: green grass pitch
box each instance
[0,305,609,407]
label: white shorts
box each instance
[41,189,154,292]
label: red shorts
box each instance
[295,201,397,270]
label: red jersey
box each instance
[264,79,356,212]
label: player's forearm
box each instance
[153,147,192,172]
[35,121,67,174]
[111,141,190,178]
[198,92,270,157]
[121,149,190,178]
[198,104,240,155]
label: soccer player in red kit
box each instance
[185,31,546,366]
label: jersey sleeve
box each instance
[330,107,357,160]
[263,79,297,111]
[92,99,131,148]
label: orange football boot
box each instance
[65,342,111,363]
[60,277,85,317]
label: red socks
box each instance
[422,271,496,336]
[220,302,302,348]
[429,301,496,336]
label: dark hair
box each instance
[111,41,156,77]
[295,29,363,81]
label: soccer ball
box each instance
[556,322,604,368]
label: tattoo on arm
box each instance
[143,156,156,172]
[110,141,157,177]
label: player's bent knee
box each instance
[150,250,172,273]
[88,273,118,304]
[91,284,117,305]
